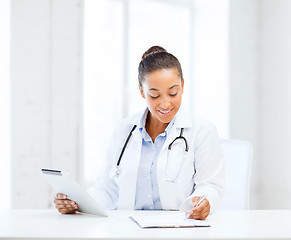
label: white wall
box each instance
[258,0,291,209]
[192,0,230,138]
[10,0,83,208]
[230,0,291,209]
[229,0,260,209]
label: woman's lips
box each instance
[158,109,172,115]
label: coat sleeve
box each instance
[87,126,120,210]
[182,121,226,213]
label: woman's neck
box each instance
[145,112,168,142]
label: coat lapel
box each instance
[157,108,193,208]
[117,107,193,209]
[117,111,144,209]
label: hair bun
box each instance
[141,46,167,60]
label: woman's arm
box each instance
[186,121,226,219]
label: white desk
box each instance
[0,209,291,240]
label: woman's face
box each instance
[139,68,184,124]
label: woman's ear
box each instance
[181,79,184,93]
[139,85,146,99]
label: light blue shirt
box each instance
[134,112,175,210]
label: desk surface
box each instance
[0,209,290,240]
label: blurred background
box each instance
[0,0,290,210]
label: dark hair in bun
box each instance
[138,46,183,86]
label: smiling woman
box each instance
[83,0,230,189]
[55,45,225,220]
[140,69,183,128]
[138,46,184,137]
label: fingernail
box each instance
[71,202,77,208]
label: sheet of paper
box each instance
[130,213,210,228]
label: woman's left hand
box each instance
[187,196,210,220]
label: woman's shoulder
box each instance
[177,112,221,150]
[113,110,145,135]
[119,110,144,126]
[193,115,217,131]
[191,115,220,142]
[176,111,220,144]
[177,109,217,131]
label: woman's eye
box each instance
[169,93,177,97]
[150,95,159,99]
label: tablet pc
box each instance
[41,168,108,217]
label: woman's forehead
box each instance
[144,69,181,88]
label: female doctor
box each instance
[54,46,225,220]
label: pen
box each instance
[185,194,208,219]
[195,194,208,208]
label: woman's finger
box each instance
[54,193,67,200]
[54,199,67,205]
[55,201,78,208]
[53,193,78,214]
[189,200,210,219]
[58,208,76,214]
[58,204,78,211]
[55,198,77,206]
[56,205,78,215]
[191,205,210,219]
[191,208,209,219]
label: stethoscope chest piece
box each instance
[115,167,121,177]
[110,166,121,178]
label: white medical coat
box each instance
[88,108,225,212]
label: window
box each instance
[83,0,123,184]
[127,0,191,114]
[83,0,229,185]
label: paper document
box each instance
[130,213,210,228]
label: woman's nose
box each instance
[160,96,171,109]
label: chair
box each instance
[217,139,253,210]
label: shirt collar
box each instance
[138,109,176,140]
[129,105,192,130]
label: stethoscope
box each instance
[114,124,189,182]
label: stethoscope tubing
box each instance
[168,128,189,152]
[116,125,137,167]
[116,125,188,169]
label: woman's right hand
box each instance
[54,193,78,214]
